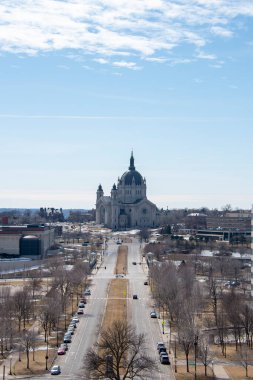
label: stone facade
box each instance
[96,153,159,230]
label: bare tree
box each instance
[20,329,37,369]
[84,321,157,379]
[13,288,32,331]
[239,345,251,377]
[178,312,195,372]
[28,272,42,299]
[139,228,151,243]
[198,336,213,376]
[240,303,253,348]
[223,292,243,350]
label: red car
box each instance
[57,347,66,355]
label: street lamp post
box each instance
[71,292,74,316]
[45,334,49,370]
[9,356,12,375]
[169,321,172,354]
[194,335,198,380]
[212,360,214,380]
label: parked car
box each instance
[78,302,85,308]
[50,365,61,375]
[144,281,148,285]
[160,354,170,364]
[157,342,165,351]
[150,311,157,318]
[132,262,137,265]
[225,280,241,288]
[67,327,74,335]
[84,289,91,296]
[72,316,79,323]
[77,308,84,314]
[63,334,72,343]
[158,347,167,354]
[133,294,138,299]
[69,322,77,328]
[60,343,68,351]
[57,347,65,355]
[80,298,87,304]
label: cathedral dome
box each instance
[120,153,144,186]
[121,170,143,185]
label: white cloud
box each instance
[94,58,109,64]
[196,50,217,60]
[145,57,167,63]
[0,0,252,66]
[211,26,233,37]
[112,60,141,70]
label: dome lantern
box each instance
[129,151,135,171]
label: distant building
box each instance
[0,224,55,257]
[185,213,207,230]
[206,212,251,231]
[96,153,159,230]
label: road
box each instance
[21,236,174,379]
[126,238,174,380]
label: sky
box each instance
[0,0,252,210]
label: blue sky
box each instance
[0,0,252,210]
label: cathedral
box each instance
[96,153,160,230]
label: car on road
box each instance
[150,311,157,318]
[160,354,170,364]
[67,327,75,335]
[57,347,66,355]
[84,289,91,296]
[157,342,165,351]
[77,308,84,314]
[133,294,138,299]
[115,274,125,278]
[144,281,148,285]
[50,365,61,375]
[63,333,72,343]
[60,343,68,351]
[158,346,167,354]
[132,261,137,265]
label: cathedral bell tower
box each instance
[96,184,104,201]
[111,183,117,200]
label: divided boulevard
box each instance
[26,237,174,380]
